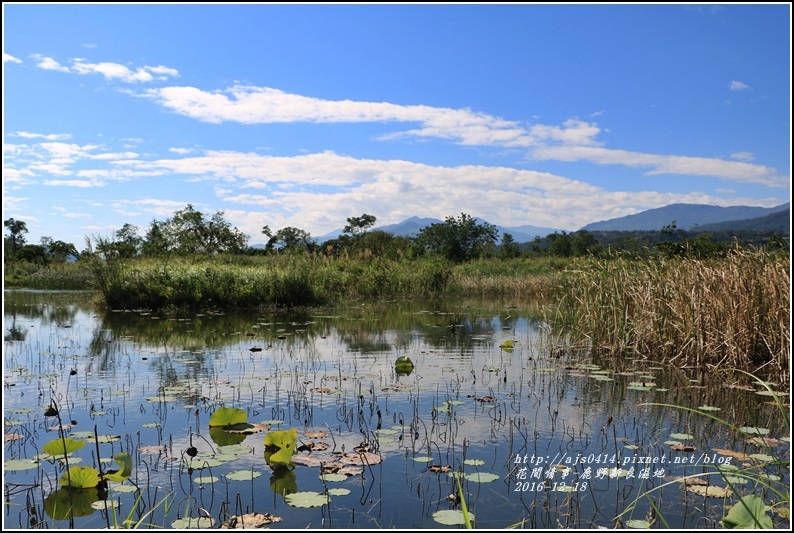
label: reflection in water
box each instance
[2,291,789,530]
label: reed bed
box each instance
[553,250,790,387]
[88,254,457,310]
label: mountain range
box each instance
[298,202,791,246]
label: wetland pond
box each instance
[3,290,790,529]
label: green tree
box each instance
[548,231,572,257]
[41,238,79,263]
[571,230,600,256]
[113,223,143,259]
[4,218,28,258]
[146,205,249,256]
[265,226,315,253]
[499,232,521,259]
[416,213,498,262]
[343,214,377,238]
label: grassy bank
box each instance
[551,250,790,387]
[3,262,95,290]
[82,254,562,311]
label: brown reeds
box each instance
[553,250,790,388]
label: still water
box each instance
[3,290,789,529]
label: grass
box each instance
[550,250,790,387]
[619,369,790,529]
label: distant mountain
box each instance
[580,203,790,232]
[314,216,560,244]
[691,208,790,234]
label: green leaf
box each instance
[209,406,248,427]
[59,466,102,489]
[284,491,329,508]
[43,438,86,456]
[264,428,298,467]
[102,453,132,483]
[395,356,414,376]
[44,488,99,520]
[722,495,773,529]
[433,509,475,526]
[209,426,247,447]
[226,470,263,481]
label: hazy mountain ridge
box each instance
[265,202,790,247]
[580,203,790,232]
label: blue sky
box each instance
[3,3,791,248]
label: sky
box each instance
[3,3,791,248]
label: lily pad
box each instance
[91,499,119,510]
[226,470,263,481]
[4,459,38,471]
[171,517,215,529]
[463,459,485,466]
[626,519,653,528]
[669,433,694,440]
[43,438,86,456]
[328,488,351,496]
[284,491,329,508]
[465,472,499,483]
[739,427,770,436]
[685,485,733,498]
[413,456,433,463]
[320,473,348,482]
[433,509,474,526]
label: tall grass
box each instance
[552,250,790,386]
[86,254,464,311]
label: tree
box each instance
[140,205,249,257]
[113,223,143,259]
[45,239,79,263]
[499,232,521,259]
[343,214,377,238]
[548,231,572,257]
[265,226,315,253]
[4,218,28,257]
[416,213,498,262]
[571,230,600,256]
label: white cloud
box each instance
[42,179,105,187]
[4,53,22,63]
[31,54,179,83]
[729,80,751,91]
[729,151,754,162]
[114,149,781,237]
[31,54,70,72]
[15,131,72,141]
[169,147,195,155]
[531,145,787,187]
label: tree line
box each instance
[4,205,788,268]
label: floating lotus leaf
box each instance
[194,475,219,484]
[320,473,347,482]
[413,456,433,463]
[433,509,474,526]
[328,488,351,496]
[108,483,138,493]
[91,499,119,510]
[669,433,694,440]
[60,466,101,489]
[225,470,262,481]
[102,453,132,483]
[218,444,251,456]
[739,427,770,436]
[85,434,121,444]
[749,453,775,462]
[44,487,98,520]
[284,491,329,508]
[465,472,499,483]
[395,356,414,375]
[171,517,215,529]
[626,519,653,528]
[697,405,721,412]
[463,459,485,466]
[722,495,773,528]
[185,458,223,469]
[209,407,248,428]
[43,438,86,456]
[724,476,750,485]
[4,459,38,471]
